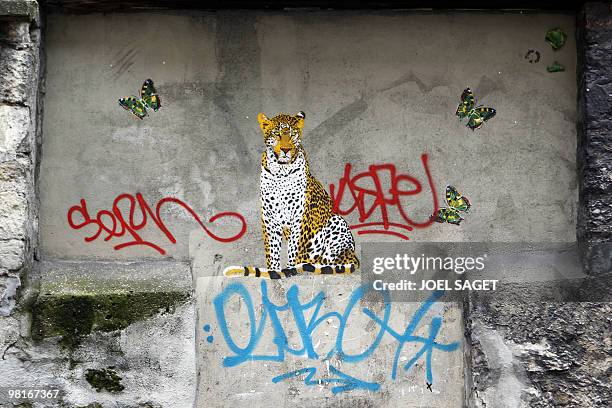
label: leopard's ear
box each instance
[295,111,305,129]
[258,113,271,133]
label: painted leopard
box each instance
[223,111,359,279]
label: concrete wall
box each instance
[40,11,577,263]
[3,5,601,408]
[34,10,579,408]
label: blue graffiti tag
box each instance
[272,366,380,394]
[211,281,459,393]
[361,290,460,383]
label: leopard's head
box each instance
[258,111,305,165]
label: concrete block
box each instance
[0,190,27,240]
[196,275,464,407]
[0,300,197,407]
[0,238,25,270]
[0,104,30,160]
[0,0,38,22]
[32,260,194,345]
[0,160,28,194]
[0,46,35,104]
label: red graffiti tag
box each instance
[330,154,438,240]
[67,193,246,255]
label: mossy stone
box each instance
[85,367,125,393]
[31,291,189,349]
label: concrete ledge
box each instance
[32,260,193,348]
[37,259,193,294]
[0,0,38,22]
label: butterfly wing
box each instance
[456,88,475,119]
[118,97,147,119]
[141,79,161,111]
[467,107,496,130]
[446,185,471,212]
[434,208,464,225]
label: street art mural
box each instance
[65,96,466,398]
[66,155,442,254]
[455,87,496,131]
[66,121,444,256]
[433,186,472,226]
[35,13,579,406]
[223,112,360,279]
[205,282,460,394]
[330,155,439,239]
[118,78,162,119]
[67,193,247,255]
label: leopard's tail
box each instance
[223,263,357,279]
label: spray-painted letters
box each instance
[330,154,439,240]
[210,282,459,393]
[67,193,246,255]
[67,155,438,253]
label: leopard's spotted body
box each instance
[223,111,359,279]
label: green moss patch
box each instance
[85,367,125,393]
[31,291,189,349]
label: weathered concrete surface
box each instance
[1,301,196,407]
[466,295,611,408]
[36,10,581,408]
[39,12,578,262]
[577,2,612,276]
[197,275,464,408]
[0,260,197,407]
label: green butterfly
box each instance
[118,79,161,119]
[455,88,496,131]
[433,185,471,225]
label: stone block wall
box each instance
[0,0,41,352]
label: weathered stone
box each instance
[0,0,41,404]
[0,238,25,270]
[32,291,191,349]
[0,105,30,161]
[0,0,39,22]
[0,301,196,408]
[467,297,611,408]
[582,151,612,193]
[0,191,28,239]
[0,21,30,44]
[31,260,194,348]
[0,259,196,406]
[0,46,35,104]
[0,274,20,316]
[0,314,20,352]
[0,161,29,195]
[583,195,612,234]
[581,239,612,278]
[85,367,125,393]
[577,2,612,276]
[0,160,26,181]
